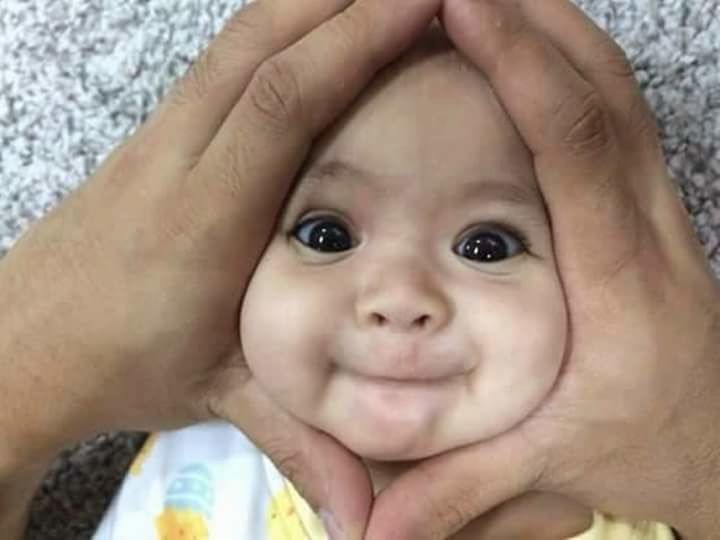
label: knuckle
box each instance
[601,41,635,79]
[626,91,658,141]
[104,139,149,189]
[589,170,625,209]
[158,195,201,252]
[415,467,477,537]
[223,1,265,41]
[268,443,306,488]
[220,1,270,55]
[217,136,253,199]
[486,9,536,75]
[172,46,223,106]
[433,498,476,537]
[169,2,267,108]
[330,8,369,58]
[248,57,304,131]
[561,91,614,157]
[503,13,534,51]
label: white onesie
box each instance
[94,421,674,540]
[94,422,328,540]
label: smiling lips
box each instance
[335,337,473,382]
[345,366,466,384]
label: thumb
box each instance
[208,365,372,540]
[366,428,540,540]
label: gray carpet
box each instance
[1,0,718,538]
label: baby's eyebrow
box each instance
[296,158,543,210]
[289,158,392,206]
[455,178,543,209]
[295,159,376,192]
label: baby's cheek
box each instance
[239,256,332,418]
[508,281,567,407]
[474,276,567,434]
[240,264,298,394]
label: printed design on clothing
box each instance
[130,433,158,476]
[266,478,328,540]
[155,463,215,540]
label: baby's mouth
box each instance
[344,368,465,385]
[335,337,475,382]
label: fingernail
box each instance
[319,509,344,540]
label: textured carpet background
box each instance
[1,0,719,538]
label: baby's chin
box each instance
[316,395,517,461]
[327,422,469,462]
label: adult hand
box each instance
[0,0,443,536]
[451,492,593,540]
[366,1,720,539]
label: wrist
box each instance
[0,349,61,538]
[670,399,720,538]
[669,298,720,539]
[0,264,98,470]
[0,340,74,475]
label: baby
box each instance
[95,22,673,540]
[242,22,567,480]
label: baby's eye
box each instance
[292,216,355,253]
[453,225,527,263]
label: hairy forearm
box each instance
[676,460,720,540]
[0,462,47,540]
[675,513,720,540]
[0,270,63,537]
[0,312,63,472]
[0,248,92,468]
[0,349,53,539]
[687,335,720,538]
[672,362,720,539]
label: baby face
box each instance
[241,27,567,461]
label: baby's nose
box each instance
[368,309,432,332]
[356,285,450,334]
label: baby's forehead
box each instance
[369,24,493,101]
[326,22,518,150]
[296,23,538,203]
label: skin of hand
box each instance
[449,492,593,540]
[0,0,450,536]
[364,1,720,539]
